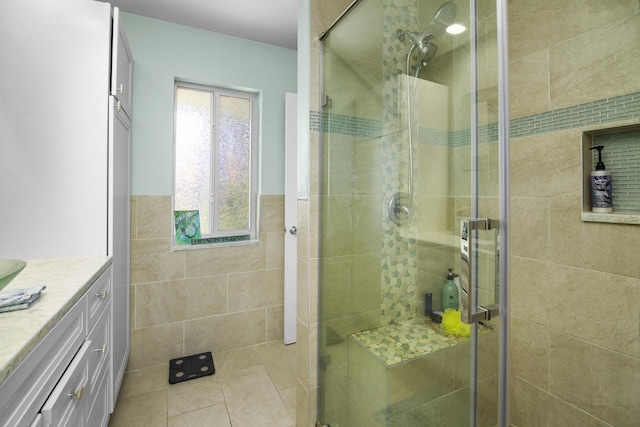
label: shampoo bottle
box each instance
[589,145,612,213]
[442,268,459,310]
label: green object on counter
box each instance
[0,259,26,292]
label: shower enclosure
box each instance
[317,0,508,425]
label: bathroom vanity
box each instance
[0,258,113,427]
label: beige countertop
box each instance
[0,256,111,386]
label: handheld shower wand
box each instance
[389,2,457,226]
[396,30,438,73]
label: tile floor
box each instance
[108,341,297,427]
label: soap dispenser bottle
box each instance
[589,145,612,213]
[442,268,459,310]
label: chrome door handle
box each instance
[460,218,500,324]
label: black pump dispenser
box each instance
[589,144,612,213]
[589,145,606,170]
[447,268,454,280]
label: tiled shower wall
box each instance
[127,195,285,371]
[507,1,640,426]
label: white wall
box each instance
[122,13,298,196]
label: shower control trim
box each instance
[388,192,414,225]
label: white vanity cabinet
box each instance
[0,301,86,427]
[40,269,112,427]
[0,264,113,427]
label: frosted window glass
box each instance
[173,82,257,245]
[174,87,211,234]
[218,96,251,231]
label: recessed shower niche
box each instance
[581,123,640,225]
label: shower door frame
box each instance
[495,0,510,425]
[316,0,511,425]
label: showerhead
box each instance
[400,32,438,72]
[425,2,457,40]
[396,2,457,71]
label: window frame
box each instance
[172,81,259,249]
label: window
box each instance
[173,82,258,246]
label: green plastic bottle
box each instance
[442,268,459,310]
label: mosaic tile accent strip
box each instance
[350,318,493,367]
[510,92,640,138]
[419,126,450,146]
[310,110,451,146]
[593,128,640,213]
[310,111,382,139]
[312,91,640,145]
[379,0,419,325]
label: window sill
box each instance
[172,238,260,252]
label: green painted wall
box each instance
[122,13,297,195]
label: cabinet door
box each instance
[108,96,131,412]
[111,8,133,119]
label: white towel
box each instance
[0,285,46,312]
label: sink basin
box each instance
[0,259,27,292]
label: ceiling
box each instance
[109,0,299,50]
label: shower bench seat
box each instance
[350,318,492,367]
[347,318,498,426]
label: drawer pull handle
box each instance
[118,84,124,95]
[116,100,122,112]
[96,290,108,299]
[68,386,84,401]
[94,344,107,354]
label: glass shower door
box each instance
[317,1,507,426]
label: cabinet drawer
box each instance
[41,340,92,427]
[0,297,86,427]
[87,268,111,332]
[87,302,110,398]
